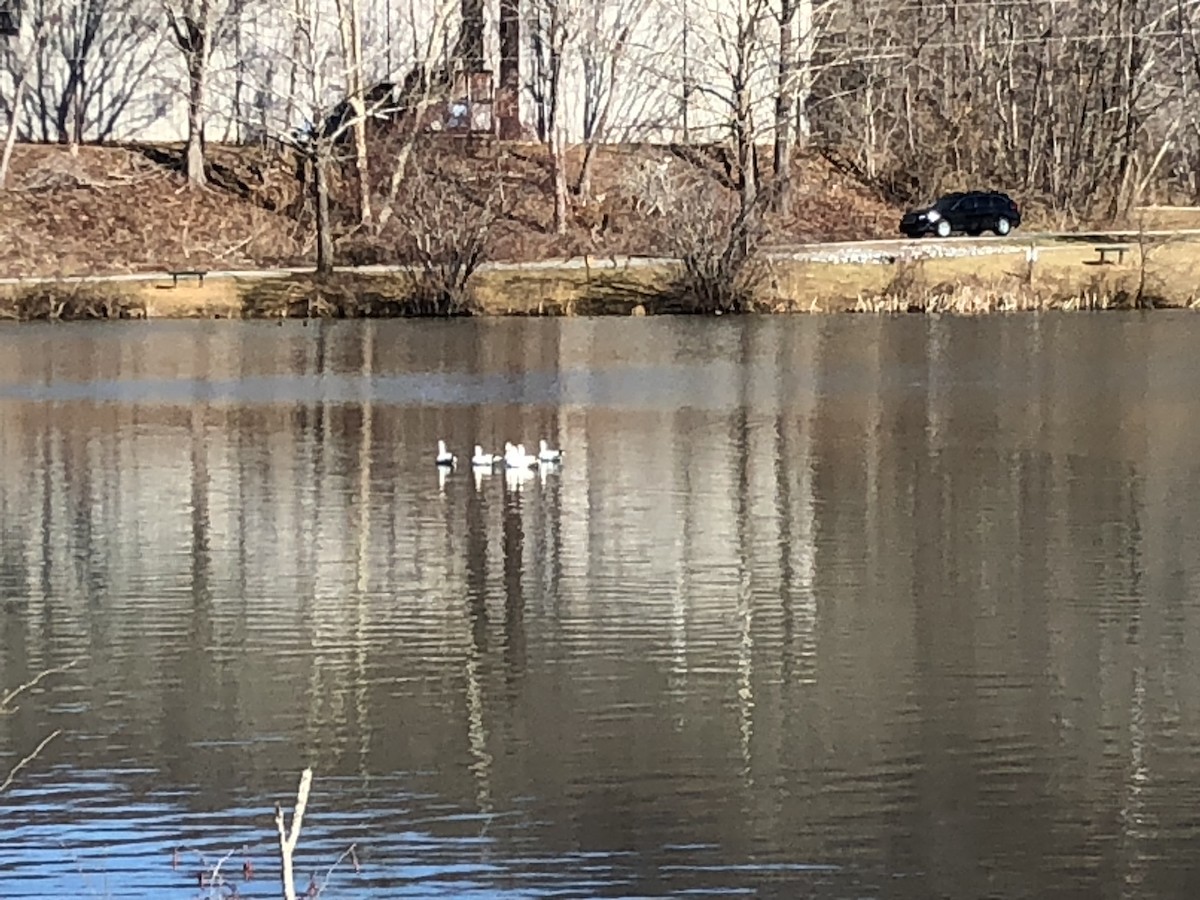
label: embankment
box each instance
[2,236,1198,320]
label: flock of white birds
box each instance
[435,439,562,471]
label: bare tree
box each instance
[770,0,822,213]
[372,0,460,233]
[706,0,773,214]
[12,0,1200,229]
[660,166,768,313]
[528,0,577,233]
[169,1,209,184]
[1,3,60,188]
[247,0,458,271]
[392,164,500,314]
[8,0,162,146]
[772,0,795,212]
[164,0,230,185]
[573,0,657,200]
[799,0,1198,217]
[333,0,369,223]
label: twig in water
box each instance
[1,660,78,713]
[0,729,62,794]
[310,842,360,897]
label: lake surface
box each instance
[2,315,1200,899]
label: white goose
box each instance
[472,444,502,467]
[537,439,562,463]
[435,440,456,466]
[503,442,538,469]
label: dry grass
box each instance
[1123,206,1200,232]
[474,264,678,315]
[766,238,1200,312]
[0,281,148,319]
[4,234,1200,319]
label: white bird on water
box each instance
[472,444,502,467]
[435,440,456,466]
[537,439,562,463]
[504,442,538,469]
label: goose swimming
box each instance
[537,439,562,463]
[472,444,502,467]
[435,440,456,466]
[504,442,538,469]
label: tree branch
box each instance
[1,660,78,714]
[275,766,313,900]
[0,728,62,794]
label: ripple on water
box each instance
[6,318,1200,898]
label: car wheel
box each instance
[936,219,952,238]
[995,217,1011,236]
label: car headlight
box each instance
[925,210,941,222]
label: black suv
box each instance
[899,191,1021,238]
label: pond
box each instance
[2,314,1200,898]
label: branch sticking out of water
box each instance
[0,728,62,794]
[0,659,78,714]
[310,842,361,897]
[275,767,313,900]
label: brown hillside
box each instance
[0,140,901,279]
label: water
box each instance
[2,315,1200,899]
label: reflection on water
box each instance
[3,316,1200,898]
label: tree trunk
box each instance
[734,5,758,215]
[314,149,334,274]
[551,123,568,235]
[575,25,631,200]
[0,66,30,190]
[773,0,795,214]
[735,89,756,214]
[795,0,813,146]
[284,0,303,133]
[70,57,83,155]
[547,7,568,235]
[186,51,207,185]
[336,0,371,224]
[351,101,371,224]
[576,141,597,202]
[1,14,56,189]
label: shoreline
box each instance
[2,236,1199,320]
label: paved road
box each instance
[2,228,1198,286]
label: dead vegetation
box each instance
[852,279,1125,315]
[6,141,1200,319]
[0,144,307,276]
[655,169,770,314]
[0,139,898,280]
[0,281,147,319]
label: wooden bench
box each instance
[168,269,208,287]
[1093,245,1130,266]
